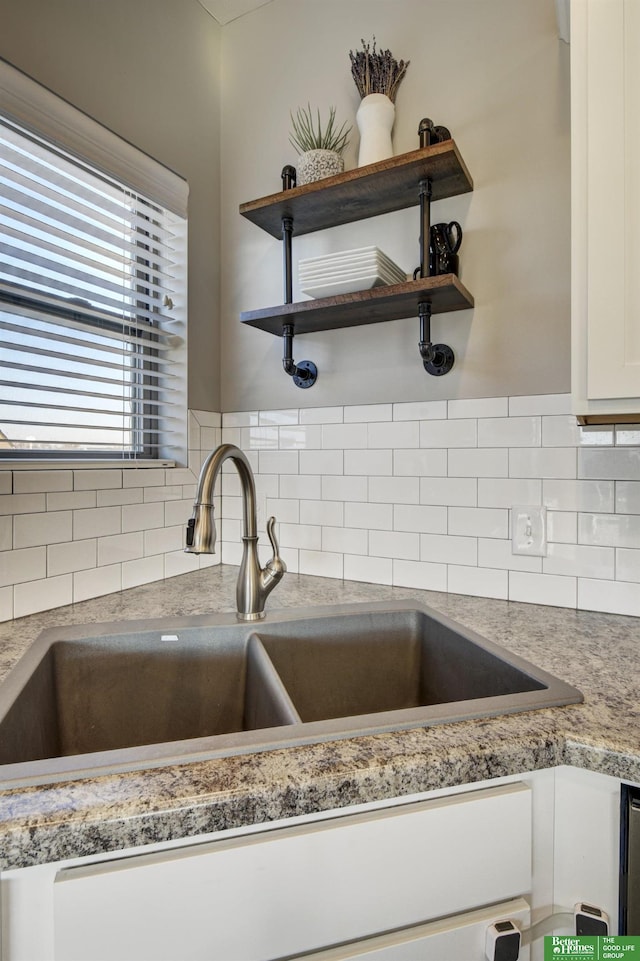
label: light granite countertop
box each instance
[0,565,638,870]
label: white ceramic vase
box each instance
[356,93,395,167]
[296,149,344,186]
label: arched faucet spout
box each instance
[184,444,286,620]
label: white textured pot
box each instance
[296,149,344,186]
[356,93,395,166]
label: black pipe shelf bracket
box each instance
[280,200,317,388]
[417,159,455,377]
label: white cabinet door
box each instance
[288,898,531,961]
[571,0,640,421]
[52,783,531,961]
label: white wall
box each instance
[220,0,571,412]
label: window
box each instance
[0,60,187,462]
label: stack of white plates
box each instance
[299,246,407,299]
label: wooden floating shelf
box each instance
[240,275,474,337]
[239,140,473,239]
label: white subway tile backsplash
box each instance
[281,474,321,500]
[393,400,447,421]
[420,533,477,566]
[449,507,509,539]
[299,406,343,424]
[345,501,393,531]
[344,553,392,585]
[322,423,367,449]
[616,482,640,514]
[577,577,640,616]
[300,450,343,475]
[448,448,508,477]
[97,532,144,566]
[344,404,392,423]
[322,475,368,502]
[345,449,392,476]
[393,559,447,592]
[420,477,477,507]
[1,397,638,624]
[578,512,640,549]
[369,420,419,449]
[123,468,166,489]
[543,543,615,580]
[369,476,419,505]
[509,571,577,608]
[47,539,97,577]
[322,526,368,555]
[394,504,447,535]
[266,498,300,524]
[479,417,541,448]
[242,425,279,450]
[0,586,12,622]
[0,493,46,516]
[73,506,121,540]
[13,510,72,549]
[73,564,121,603]
[477,478,541,509]
[543,479,615,513]
[478,538,542,573]
[542,416,581,448]
[579,447,640,481]
[96,488,143,508]
[13,470,73,494]
[509,447,576,479]
[299,550,343,579]
[74,470,122,491]
[259,450,299,474]
[616,548,640,583]
[122,502,165,533]
[0,546,46,586]
[448,565,508,600]
[122,555,165,590]
[0,517,11,552]
[448,396,508,419]
[395,448,446,477]
[546,511,577,544]
[300,500,343,527]
[279,523,322,551]
[15,573,72,617]
[508,393,571,416]
[370,529,419,560]
[421,419,476,449]
[48,490,97,511]
[279,425,322,450]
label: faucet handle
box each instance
[265,516,286,576]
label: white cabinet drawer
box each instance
[54,782,532,961]
[292,897,531,961]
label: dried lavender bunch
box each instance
[349,37,410,103]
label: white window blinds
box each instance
[0,62,187,462]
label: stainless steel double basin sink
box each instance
[0,601,582,786]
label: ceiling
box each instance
[198,0,274,25]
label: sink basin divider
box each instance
[246,633,302,729]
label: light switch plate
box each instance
[512,505,547,556]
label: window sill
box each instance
[0,460,176,471]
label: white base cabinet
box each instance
[0,766,624,961]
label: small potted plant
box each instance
[289,104,352,185]
[349,38,410,166]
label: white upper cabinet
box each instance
[571,0,640,423]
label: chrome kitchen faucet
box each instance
[184,444,286,620]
